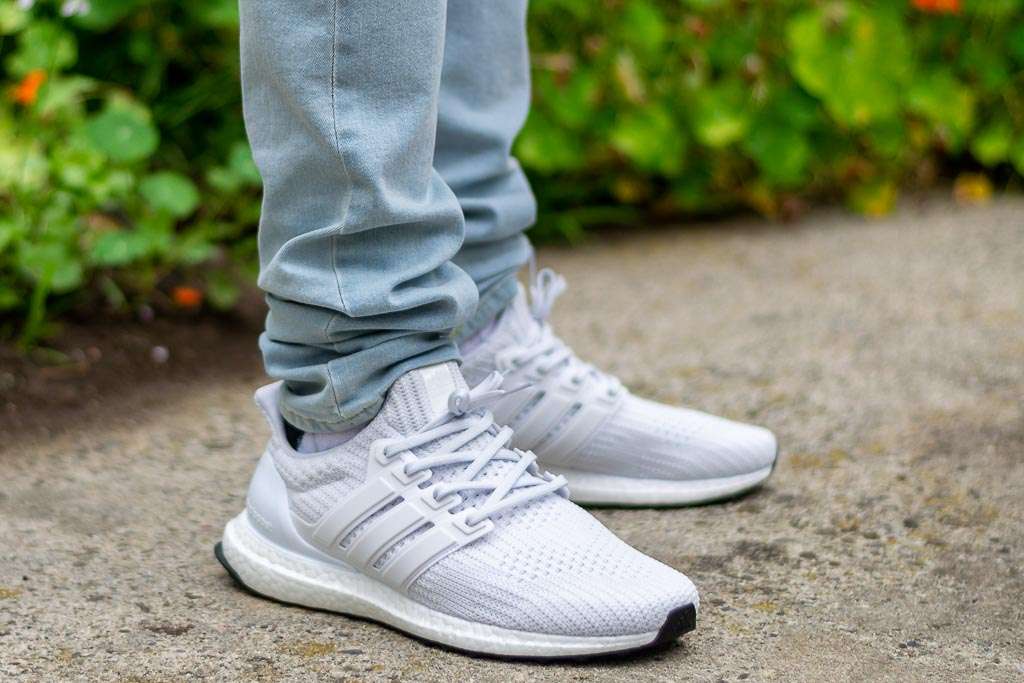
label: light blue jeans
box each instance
[240,0,534,432]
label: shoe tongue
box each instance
[382,361,468,434]
[381,360,543,515]
[494,285,541,344]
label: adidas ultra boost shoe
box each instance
[216,362,698,659]
[460,269,779,506]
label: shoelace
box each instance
[505,263,623,399]
[377,372,567,527]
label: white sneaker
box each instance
[460,269,779,506]
[216,362,698,659]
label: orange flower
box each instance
[172,286,204,309]
[11,69,46,106]
[912,0,961,14]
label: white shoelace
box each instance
[501,265,623,399]
[377,372,567,526]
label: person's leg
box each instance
[434,0,535,342]
[241,0,477,434]
[220,2,704,656]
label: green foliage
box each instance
[520,0,1024,231]
[1,0,1023,343]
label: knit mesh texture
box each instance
[460,289,777,481]
[269,361,698,636]
[409,494,698,636]
[268,423,385,525]
[576,396,777,479]
[269,364,464,526]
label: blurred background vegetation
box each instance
[1,0,1023,345]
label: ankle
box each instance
[291,422,366,453]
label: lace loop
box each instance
[508,265,624,398]
[378,372,565,527]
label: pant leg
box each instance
[241,0,478,432]
[435,0,536,341]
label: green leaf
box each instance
[743,123,810,186]
[694,82,752,148]
[515,112,586,173]
[99,276,127,309]
[36,75,96,117]
[204,270,240,310]
[89,230,154,266]
[0,284,19,311]
[89,215,172,266]
[620,0,667,56]
[0,2,29,34]
[1009,23,1024,64]
[0,218,26,254]
[172,229,217,265]
[906,70,975,148]
[188,0,239,28]
[545,71,600,131]
[6,22,77,75]
[83,106,159,163]
[1011,138,1024,176]
[73,0,146,30]
[140,172,200,217]
[610,107,686,173]
[786,4,911,128]
[970,122,1014,166]
[228,142,261,185]
[17,242,83,293]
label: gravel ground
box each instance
[2,198,1022,682]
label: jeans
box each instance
[239,0,535,432]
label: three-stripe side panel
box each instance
[302,465,493,591]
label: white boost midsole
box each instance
[220,512,662,657]
[547,464,775,506]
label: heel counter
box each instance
[245,450,290,542]
[244,449,341,565]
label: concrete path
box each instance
[2,199,1022,681]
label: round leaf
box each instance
[140,172,200,217]
[84,107,159,163]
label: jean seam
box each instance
[329,0,351,311]
[326,0,350,417]
[322,310,343,414]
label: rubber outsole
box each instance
[214,541,696,662]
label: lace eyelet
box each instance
[371,440,399,465]
[448,389,471,416]
[425,489,458,510]
[453,511,489,535]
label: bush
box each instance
[1,0,1022,343]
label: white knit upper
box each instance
[267,362,698,636]
[461,277,778,481]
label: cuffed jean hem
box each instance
[453,273,519,345]
[276,342,462,434]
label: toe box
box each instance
[578,395,779,480]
